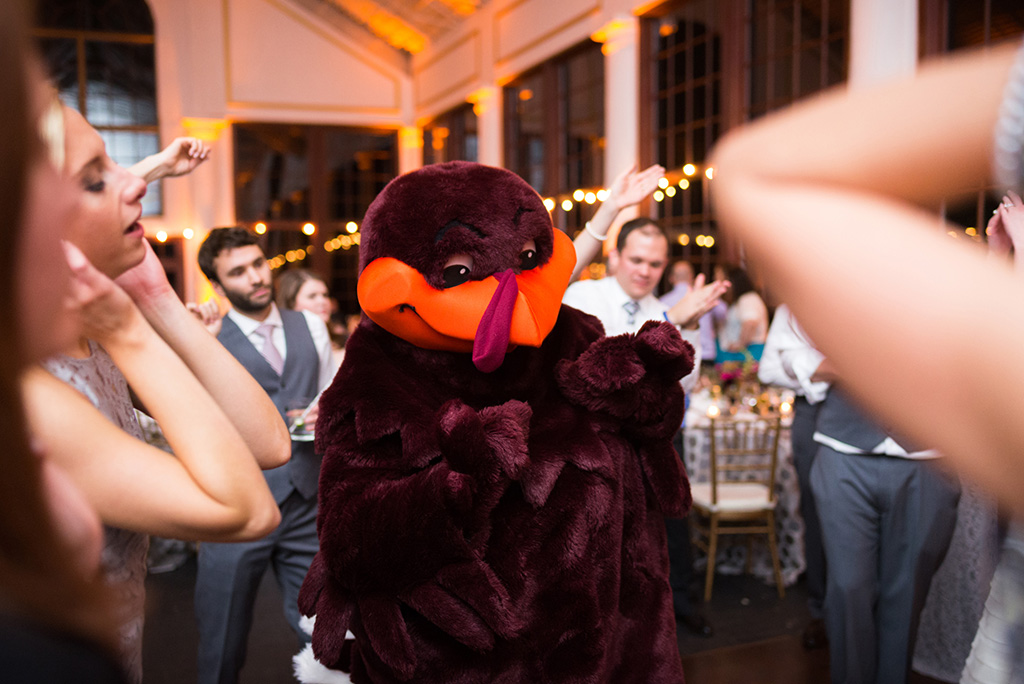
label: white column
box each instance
[181,117,232,303]
[849,0,918,87]
[593,16,641,243]
[469,86,502,167]
[398,126,423,175]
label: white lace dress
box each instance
[43,342,149,684]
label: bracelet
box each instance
[993,38,1024,190]
[584,221,609,241]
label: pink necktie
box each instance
[255,323,284,375]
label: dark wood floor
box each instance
[141,555,947,684]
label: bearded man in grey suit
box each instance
[195,227,336,684]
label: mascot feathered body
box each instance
[296,162,692,683]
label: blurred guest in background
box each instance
[276,268,345,369]
[716,265,768,362]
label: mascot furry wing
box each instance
[295,162,693,684]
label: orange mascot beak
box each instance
[358,229,576,372]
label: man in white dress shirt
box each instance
[760,305,957,684]
[758,304,834,650]
[562,216,729,637]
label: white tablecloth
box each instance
[683,407,806,587]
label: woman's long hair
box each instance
[275,268,321,311]
[0,0,118,653]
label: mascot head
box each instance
[357,162,575,372]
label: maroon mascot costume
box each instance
[294,161,692,683]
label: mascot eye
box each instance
[519,239,539,271]
[442,253,473,288]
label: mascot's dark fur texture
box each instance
[298,162,693,683]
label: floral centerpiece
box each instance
[716,356,759,390]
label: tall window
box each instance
[423,103,478,165]
[233,123,398,317]
[34,0,162,216]
[923,0,1024,240]
[504,41,605,236]
[643,0,848,273]
[747,0,848,121]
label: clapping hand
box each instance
[667,273,731,328]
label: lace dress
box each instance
[913,482,1000,682]
[43,342,149,684]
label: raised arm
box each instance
[25,246,279,541]
[116,242,290,469]
[129,137,210,183]
[570,164,665,282]
[710,42,1024,512]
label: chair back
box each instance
[707,416,782,506]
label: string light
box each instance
[658,177,669,189]
[302,223,316,235]
[543,198,555,211]
[573,189,585,202]
[683,164,696,176]
[156,231,167,242]
[254,222,267,235]
[653,190,665,202]
[345,221,358,234]
[679,179,689,189]
[665,186,677,197]
[584,192,596,204]
[561,199,573,212]
[705,167,715,180]
[183,228,194,239]
[678,234,690,246]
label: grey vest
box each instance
[218,310,322,502]
[816,387,922,454]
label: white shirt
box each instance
[562,276,702,393]
[757,304,829,404]
[226,304,336,393]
